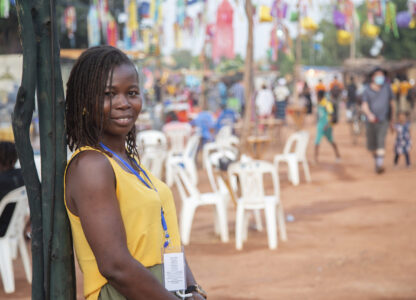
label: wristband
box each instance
[185,284,207,299]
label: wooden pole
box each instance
[13,2,44,299]
[241,0,254,152]
[293,0,302,105]
[13,1,76,299]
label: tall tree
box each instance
[241,0,254,151]
[12,1,75,299]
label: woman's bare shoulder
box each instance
[67,150,114,187]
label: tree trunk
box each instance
[241,0,254,153]
[13,2,44,298]
[13,1,76,299]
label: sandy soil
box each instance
[2,118,416,300]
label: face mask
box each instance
[374,75,385,86]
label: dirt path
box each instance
[3,120,416,300]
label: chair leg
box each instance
[165,161,173,187]
[277,203,288,241]
[302,159,312,183]
[235,205,245,250]
[215,202,229,243]
[180,204,196,245]
[288,157,300,186]
[243,211,250,242]
[264,204,277,250]
[18,237,32,283]
[213,209,220,236]
[0,239,15,293]
[253,210,263,232]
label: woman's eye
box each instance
[104,91,115,97]
[129,91,139,96]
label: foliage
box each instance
[270,52,295,76]
[215,55,245,74]
[171,49,193,69]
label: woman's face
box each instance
[102,63,142,138]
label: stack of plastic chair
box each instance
[165,133,200,187]
[273,131,311,186]
[202,125,239,170]
[172,164,229,245]
[137,130,168,179]
[0,186,31,293]
[228,160,287,250]
[162,121,192,155]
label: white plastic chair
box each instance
[0,186,31,293]
[165,134,200,187]
[137,130,168,179]
[162,122,192,155]
[228,160,287,250]
[202,125,239,170]
[15,154,41,180]
[136,130,168,153]
[273,131,311,186]
[172,165,229,245]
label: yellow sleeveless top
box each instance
[64,147,181,300]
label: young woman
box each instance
[65,46,206,300]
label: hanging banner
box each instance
[88,5,101,47]
[212,0,234,63]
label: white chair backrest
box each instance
[137,130,167,154]
[228,160,279,206]
[163,122,192,154]
[283,131,309,159]
[0,186,27,239]
[296,131,310,159]
[140,150,165,179]
[172,165,200,204]
[215,125,239,148]
[184,134,200,160]
[15,155,41,179]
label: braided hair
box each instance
[0,141,18,170]
[66,46,140,159]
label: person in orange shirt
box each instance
[399,77,412,113]
[315,79,326,94]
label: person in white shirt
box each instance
[255,83,275,132]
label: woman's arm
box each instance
[185,259,206,299]
[66,151,177,300]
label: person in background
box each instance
[315,79,326,95]
[393,111,411,167]
[346,76,357,121]
[215,104,237,133]
[153,78,162,103]
[399,76,412,114]
[314,91,341,163]
[329,75,344,124]
[301,82,313,115]
[0,141,25,236]
[190,108,215,145]
[361,67,395,174]
[217,80,228,108]
[273,78,290,121]
[255,83,275,132]
[230,78,245,114]
[408,79,416,120]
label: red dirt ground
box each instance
[2,119,416,300]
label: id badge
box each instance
[162,246,186,292]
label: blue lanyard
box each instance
[100,143,170,248]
